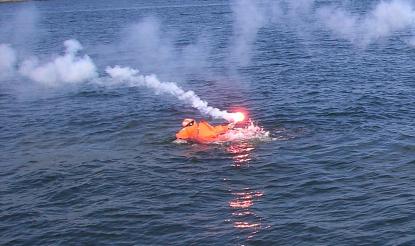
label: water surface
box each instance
[1,0,414,245]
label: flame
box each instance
[231,112,245,123]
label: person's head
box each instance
[176,118,198,140]
[181,118,196,128]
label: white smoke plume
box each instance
[106,65,240,122]
[121,17,175,74]
[228,0,415,48]
[287,0,315,15]
[1,37,236,122]
[115,2,272,73]
[0,5,39,55]
[229,0,268,66]
[0,44,17,78]
[227,0,316,66]
[19,39,97,86]
[318,0,415,46]
[99,16,211,81]
[406,36,415,46]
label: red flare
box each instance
[232,112,245,123]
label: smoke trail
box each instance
[0,44,16,79]
[2,38,234,121]
[106,65,239,122]
[318,0,415,46]
[19,39,97,86]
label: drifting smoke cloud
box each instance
[0,44,16,79]
[228,0,415,48]
[5,0,415,122]
[0,36,235,121]
[0,5,39,82]
[267,0,315,21]
[106,65,239,122]
[101,16,211,81]
[121,17,175,74]
[229,0,268,66]
[227,0,316,66]
[318,0,415,46]
[19,39,97,86]
[0,5,39,56]
[117,1,272,74]
[287,0,315,16]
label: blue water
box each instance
[1,0,415,245]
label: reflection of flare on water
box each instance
[229,198,254,209]
[226,142,255,166]
[234,222,261,229]
[229,191,264,209]
[232,211,254,216]
[225,122,272,239]
[229,189,264,235]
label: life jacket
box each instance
[176,120,229,143]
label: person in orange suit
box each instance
[176,118,235,143]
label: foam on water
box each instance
[221,120,273,143]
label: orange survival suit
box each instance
[176,118,231,143]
